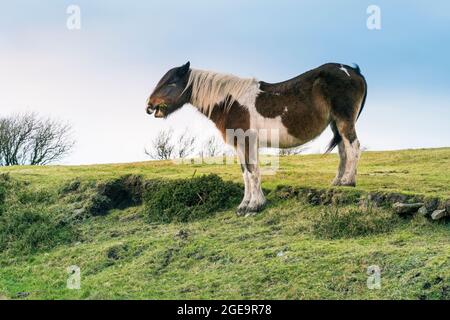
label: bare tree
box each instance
[200,136,224,158]
[145,128,198,160]
[278,145,308,157]
[0,113,75,166]
[145,129,175,160]
[176,129,197,159]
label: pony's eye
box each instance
[168,83,177,87]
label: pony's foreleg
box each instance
[244,135,266,215]
[236,146,251,215]
[245,162,266,215]
[238,169,252,215]
[235,136,266,216]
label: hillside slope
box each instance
[0,148,449,300]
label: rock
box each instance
[393,202,424,214]
[175,229,189,240]
[73,208,85,215]
[306,191,321,205]
[320,191,333,205]
[387,193,408,204]
[424,198,440,212]
[418,206,429,216]
[431,209,448,220]
[445,199,450,213]
[15,292,30,299]
[368,192,386,207]
[72,208,86,220]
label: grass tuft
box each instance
[144,174,242,223]
[310,206,400,239]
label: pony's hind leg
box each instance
[335,121,360,186]
[332,141,347,185]
[330,122,348,186]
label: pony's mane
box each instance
[186,69,259,117]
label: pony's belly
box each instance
[250,115,304,148]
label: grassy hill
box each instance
[0,148,449,300]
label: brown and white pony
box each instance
[146,62,367,215]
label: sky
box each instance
[1,0,449,164]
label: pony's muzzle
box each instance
[146,104,155,115]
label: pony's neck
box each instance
[186,69,259,117]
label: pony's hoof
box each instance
[236,205,248,216]
[244,201,266,216]
[331,179,341,186]
[332,178,356,187]
[338,179,356,187]
[244,211,259,217]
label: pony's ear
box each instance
[177,61,190,75]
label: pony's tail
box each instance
[325,121,342,154]
[353,64,368,121]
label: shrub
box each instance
[85,194,112,216]
[0,205,74,254]
[311,206,399,239]
[86,175,143,216]
[144,174,242,223]
[97,175,143,208]
[84,175,144,216]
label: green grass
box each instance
[0,148,448,300]
[1,148,449,198]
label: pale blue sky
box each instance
[1,1,449,164]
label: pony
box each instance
[146,62,367,215]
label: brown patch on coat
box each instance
[208,97,253,170]
[256,63,366,143]
[209,96,250,140]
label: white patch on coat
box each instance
[339,65,351,77]
[240,84,303,148]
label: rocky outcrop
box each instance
[271,185,449,221]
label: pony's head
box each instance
[146,62,191,118]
